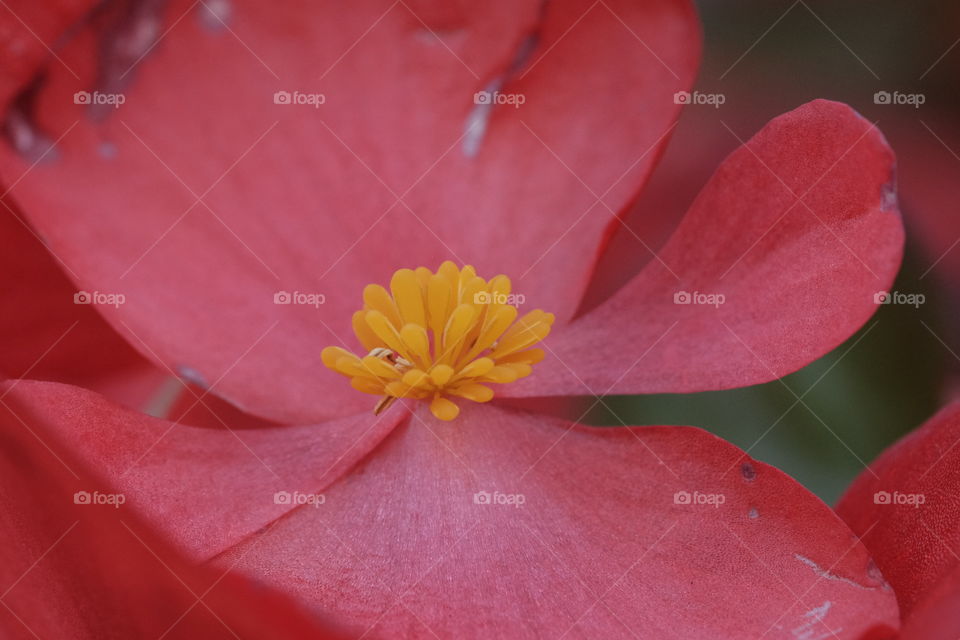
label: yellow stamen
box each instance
[321,262,553,421]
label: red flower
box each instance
[0,0,909,637]
[838,403,960,640]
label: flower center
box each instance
[322,262,554,421]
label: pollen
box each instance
[322,262,553,421]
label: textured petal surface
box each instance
[899,565,960,640]
[0,0,698,423]
[0,385,348,639]
[216,403,897,639]
[837,403,960,625]
[0,201,164,408]
[0,380,405,560]
[506,100,903,399]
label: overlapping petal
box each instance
[0,0,698,423]
[0,384,347,639]
[507,100,903,399]
[213,403,897,638]
[1,380,405,559]
[8,377,895,638]
[837,402,960,633]
[0,201,164,408]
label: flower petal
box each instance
[0,0,95,110]
[0,0,698,423]
[898,565,960,640]
[216,403,897,638]
[836,402,960,624]
[505,100,903,399]
[0,202,164,408]
[0,385,348,639]
[0,379,406,560]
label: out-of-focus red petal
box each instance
[882,114,960,352]
[0,0,699,424]
[0,386,349,639]
[0,201,168,409]
[505,100,903,399]
[0,0,94,109]
[1,380,406,559]
[215,403,897,638]
[898,565,960,640]
[836,403,960,625]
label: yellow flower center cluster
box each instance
[322,262,553,421]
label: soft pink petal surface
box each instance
[507,100,903,399]
[0,201,168,409]
[0,0,698,423]
[0,383,349,639]
[898,565,960,640]
[1,380,404,560]
[216,403,897,638]
[837,402,960,631]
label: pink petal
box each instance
[506,100,903,399]
[0,0,698,423]
[581,91,740,311]
[0,201,164,408]
[1,379,405,560]
[0,0,95,109]
[899,566,960,640]
[836,402,960,625]
[0,385,349,639]
[216,403,897,638]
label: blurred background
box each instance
[588,0,959,502]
